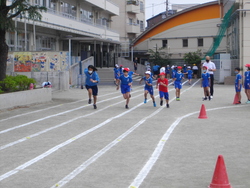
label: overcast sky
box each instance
[145,0,215,20]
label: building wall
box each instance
[134,18,226,59]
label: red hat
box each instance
[120,64,123,67]
[203,66,208,69]
[177,66,182,69]
[245,64,250,67]
[123,68,129,72]
[159,72,165,75]
[127,68,130,71]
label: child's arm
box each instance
[139,78,143,84]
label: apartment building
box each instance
[6,0,120,67]
[112,0,145,57]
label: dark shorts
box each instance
[159,91,169,100]
[235,84,242,92]
[193,70,198,74]
[244,82,250,89]
[175,81,182,89]
[85,85,98,96]
[121,84,131,94]
[134,66,137,71]
[145,86,154,95]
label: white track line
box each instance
[0,92,158,182]
[0,90,122,123]
[0,88,145,134]
[0,81,176,151]
[48,80,192,188]
[128,105,248,188]
[0,92,143,151]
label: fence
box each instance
[70,56,94,87]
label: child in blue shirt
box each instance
[114,64,120,86]
[139,71,156,107]
[201,66,211,101]
[234,67,242,104]
[244,64,250,103]
[117,68,133,109]
[84,65,100,109]
[174,66,184,101]
[185,66,193,85]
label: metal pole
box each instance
[24,18,27,51]
[33,21,36,51]
[166,0,168,16]
[14,18,17,51]
[69,38,72,66]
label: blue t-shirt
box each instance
[245,71,250,84]
[119,75,132,85]
[202,73,210,83]
[235,74,242,84]
[114,68,119,78]
[153,65,160,72]
[128,71,134,78]
[187,70,193,76]
[119,68,123,75]
[183,66,187,73]
[84,69,100,86]
[143,76,153,88]
[175,72,184,81]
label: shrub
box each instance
[0,75,36,93]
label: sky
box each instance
[145,0,215,20]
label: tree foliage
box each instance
[0,0,46,81]
[148,47,171,67]
[183,50,202,65]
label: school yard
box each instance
[0,80,249,188]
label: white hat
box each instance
[187,66,191,69]
[115,64,119,68]
[145,71,151,75]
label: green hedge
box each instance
[0,75,36,93]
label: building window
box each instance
[162,40,168,48]
[140,1,144,13]
[129,18,133,25]
[36,36,56,51]
[140,21,144,32]
[198,38,203,47]
[183,39,188,47]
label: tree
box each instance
[183,50,202,65]
[148,47,171,67]
[0,0,46,81]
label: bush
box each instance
[0,75,36,93]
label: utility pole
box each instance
[166,0,169,16]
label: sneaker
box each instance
[144,99,147,104]
[203,97,207,101]
[93,104,97,109]
[210,96,213,99]
[235,101,241,105]
[125,105,129,109]
[88,99,92,104]
[166,104,169,108]
[160,100,163,106]
[153,102,156,107]
[176,98,180,101]
[246,100,250,104]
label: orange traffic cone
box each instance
[198,104,207,119]
[209,155,232,188]
[233,94,240,104]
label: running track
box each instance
[0,80,250,188]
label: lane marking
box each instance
[128,104,248,188]
[0,90,123,123]
[0,92,161,181]
[48,80,192,188]
[0,88,145,134]
[0,92,143,151]
[0,82,177,151]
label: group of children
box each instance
[83,63,250,109]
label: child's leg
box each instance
[247,89,250,100]
[203,87,207,97]
[88,88,92,99]
[144,90,148,99]
[126,92,130,105]
[236,92,241,102]
[206,87,210,97]
[150,94,155,102]
[93,95,97,105]
[175,88,178,97]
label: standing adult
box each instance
[202,56,216,98]
[134,57,138,73]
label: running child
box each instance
[156,72,169,108]
[114,64,120,85]
[185,66,193,85]
[234,67,242,104]
[201,66,211,101]
[139,71,156,107]
[243,64,250,104]
[84,65,100,109]
[117,68,133,109]
[174,66,184,101]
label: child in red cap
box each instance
[156,72,169,108]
